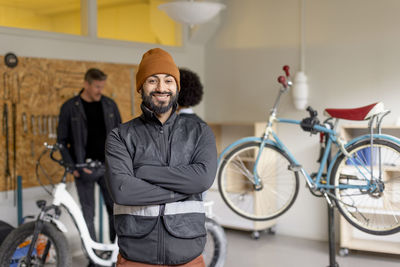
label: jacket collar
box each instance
[140,102,178,126]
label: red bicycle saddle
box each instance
[324,102,385,121]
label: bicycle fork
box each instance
[25,200,60,266]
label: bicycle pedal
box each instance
[288,164,302,172]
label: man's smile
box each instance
[151,92,172,103]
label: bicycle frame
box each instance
[51,180,119,266]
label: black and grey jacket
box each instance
[105,104,217,265]
[57,91,121,165]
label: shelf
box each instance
[207,121,276,232]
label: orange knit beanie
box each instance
[136,48,180,92]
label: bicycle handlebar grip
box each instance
[278,76,287,87]
[49,147,58,162]
[283,65,290,77]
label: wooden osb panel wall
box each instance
[0,55,140,191]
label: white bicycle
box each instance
[0,143,226,267]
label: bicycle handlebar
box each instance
[44,142,103,171]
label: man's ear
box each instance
[83,80,89,89]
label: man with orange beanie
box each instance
[105,48,217,266]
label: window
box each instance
[0,0,81,35]
[0,0,181,46]
[97,0,182,46]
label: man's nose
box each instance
[157,81,169,92]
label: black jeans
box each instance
[74,173,116,242]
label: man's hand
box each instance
[73,168,92,178]
[83,168,93,174]
[73,170,80,177]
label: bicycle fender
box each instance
[327,134,400,183]
[51,218,68,233]
[217,136,279,163]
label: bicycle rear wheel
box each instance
[203,218,226,267]
[331,139,400,235]
[218,141,299,221]
[0,221,71,267]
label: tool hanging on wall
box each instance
[30,115,36,157]
[48,115,53,138]
[3,72,20,103]
[42,115,47,136]
[52,115,58,139]
[31,115,36,135]
[12,103,17,206]
[4,52,19,69]
[48,115,57,139]
[21,112,28,134]
[54,115,59,135]
[37,115,42,135]
[3,73,10,100]
[2,103,11,198]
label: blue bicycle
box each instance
[217,66,400,235]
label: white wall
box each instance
[0,26,205,252]
[205,0,400,241]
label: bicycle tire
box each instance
[203,218,227,267]
[0,221,71,267]
[331,138,400,235]
[218,141,299,221]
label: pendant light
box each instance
[158,0,226,26]
[292,0,309,110]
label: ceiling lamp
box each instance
[158,1,226,25]
[292,0,309,110]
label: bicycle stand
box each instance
[325,133,339,267]
[327,204,339,267]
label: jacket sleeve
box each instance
[105,128,189,206]
[56,103,75,166]
[135,125,217,194]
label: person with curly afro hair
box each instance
[178,68,204,122]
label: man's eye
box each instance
[148,79,157,83]
[165,79,173,83]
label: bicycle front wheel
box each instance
[203,218,226,267]
[218,141,299,221]
[0,221,71,267]
[331,139,400,235]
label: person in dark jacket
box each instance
[57,68,121,266]
[105,48,217,267]
[177,67,204,122]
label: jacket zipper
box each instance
[159,125,168,165]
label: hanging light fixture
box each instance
[158,1,226,25]
[292,0,309,110]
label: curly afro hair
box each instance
[178,68,203,107]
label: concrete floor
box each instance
[73,229,400,267]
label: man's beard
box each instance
[141,90,179,114]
